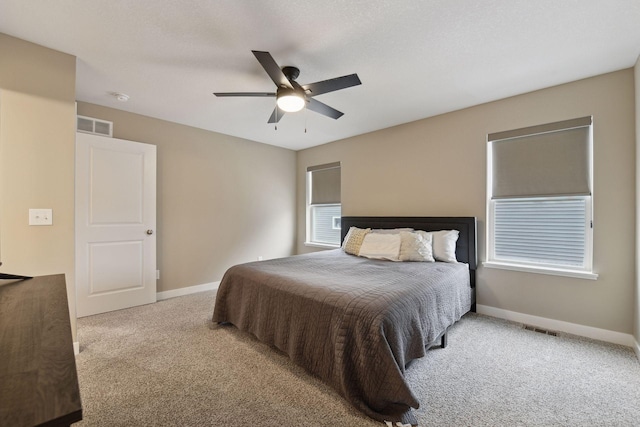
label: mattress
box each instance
[212,249,472,423]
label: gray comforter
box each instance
[212,249,471,424]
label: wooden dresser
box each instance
[0,274,83,426]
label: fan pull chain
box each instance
[304,104,308,134]
[275,106,278,131]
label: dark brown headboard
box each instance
[340,216,477,288]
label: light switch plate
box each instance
[29,209,53,226]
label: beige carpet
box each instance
[75,290,640,426]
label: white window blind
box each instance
[493,198,587,267]
[307,162,341,246]
[310,204,341,245]
[487,116,594,275]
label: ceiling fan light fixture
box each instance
[215,51,361,123]
[276,88,305,112]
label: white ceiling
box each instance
[1,1,640,151]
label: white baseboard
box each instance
[634,339,640,362]
[156,281,220,301]
[74,341,80,356]
[476,304,635,348]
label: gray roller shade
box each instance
[490,117,592,199]
[308,162,341,205]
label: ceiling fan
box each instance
[214,50,361,123]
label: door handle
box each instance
[146,230,154,235]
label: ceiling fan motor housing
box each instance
[282,66,300,81]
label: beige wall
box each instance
[76,103,296,293]
[297,69,636,335]
[635,57,640,351]
[0,34,77,336]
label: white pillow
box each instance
[399,231,434,262]
[358,233,401,261]
[429,230,459,262]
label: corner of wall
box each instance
[635,54,640,359]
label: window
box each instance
[486,116,597,279]
[306,162,341,247]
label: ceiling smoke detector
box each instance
[112,92,130,102]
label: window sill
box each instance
[304,241,340,250]
[483,261,598,280]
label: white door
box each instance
[75,132,157,317]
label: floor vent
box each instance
[523,324,557,336]
[77,115,113,137]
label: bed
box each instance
[212,216,477,424]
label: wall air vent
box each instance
[77,115,113,137]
